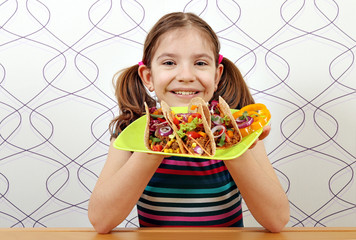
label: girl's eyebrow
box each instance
[156,53,213,61]
[156,53,177,61]
[193,53,213,61]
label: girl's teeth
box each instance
[175,91,195,95]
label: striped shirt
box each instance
[137,156,243,227]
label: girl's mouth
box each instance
[173,91,199,95]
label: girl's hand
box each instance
[248,125,271,149]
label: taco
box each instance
[188,97,212,128]
[208,96,242,149]
[162,100,216,157]
[144,102,185,154]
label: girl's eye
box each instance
[163,61,175,66]
[196,61,207,66]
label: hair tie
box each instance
[138,61,144,66]
[218,54,223,64]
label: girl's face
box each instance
[139,27,223,107]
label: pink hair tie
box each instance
[218,54,223,64]
[138,61,144,66]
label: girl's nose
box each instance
[176,64,196,82]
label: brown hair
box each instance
[110,12,254,138]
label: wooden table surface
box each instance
[0,227,355,240]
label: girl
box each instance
[88,12,290,233]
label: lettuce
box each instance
[176,117,202,138]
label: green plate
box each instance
[113,107,266,160]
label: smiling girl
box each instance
[88,12,289,234]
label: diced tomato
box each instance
[191,113,201,119]
[157,118,166,123]
[219,128,225,135]
[173,117,180,126]
[152,145,163,152]
[186,131,202,139]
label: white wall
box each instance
[0,0,355,228]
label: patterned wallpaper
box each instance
[0,0,355,228]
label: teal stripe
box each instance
[145,181,235,194]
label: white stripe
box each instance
[137,192,241,213]
[140,188,240,204]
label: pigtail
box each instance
[212,57,255,110]
[109,65,156,139]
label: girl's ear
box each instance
[138,65,154,91]
[214,64,224,91]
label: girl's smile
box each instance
[139,27,223,107]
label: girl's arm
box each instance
[224,140,290,233]
[88,139,164,233]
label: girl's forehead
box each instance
[153,27,215,56]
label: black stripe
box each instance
[142,183,238,198]
[147,171,233,189]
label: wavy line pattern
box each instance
[0,0,355,228]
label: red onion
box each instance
[211,125,226,138]
[149,119,161,132]
[149,107,157,114]
[212,114,223,125]
[151,121,168,133]
[210,100,218,109]
[236,116,254,129]
[209,100,219,114]
[158,125,173,136]
[194,145,203,155]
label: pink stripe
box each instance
[206,213,243,227]
[155,165,227,175]
[139,219,158,227]
[162,159,222,167]
[138,205,241,222]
